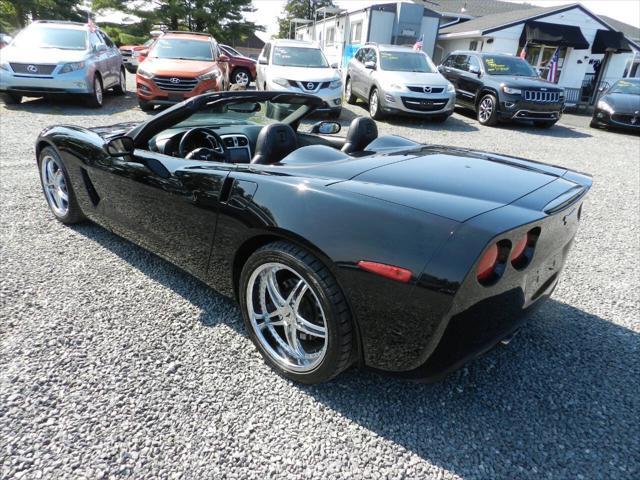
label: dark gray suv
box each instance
[439,51,565,128]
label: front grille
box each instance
[10,63,56,75]
[120,49,133,58]
[407,86,445,94]
[612,113,640,125]
[153,76,198,92]
[400,96,448,112]
[287,80,330,91]
[523,90,561,103]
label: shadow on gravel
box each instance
[302,300,639,479]
[1,90,140,116]
[71,222,638,479]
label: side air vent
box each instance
[80,168,100,206]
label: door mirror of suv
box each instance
[469,65,481,76]
[95,44,108,53]
[106,136,135,157]
[310,121,341,135]
[364,61,376,70]
[258,57,268,65]
[330,62,339,69]
[218,54,229,63]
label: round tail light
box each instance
[477,243,499,282]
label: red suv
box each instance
[136,31,229,111]
[220,44,257,88]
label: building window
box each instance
[326,26,335,46]
[519,44,568,83]
[469,40,478,51]
[350,21,363,44]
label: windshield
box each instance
[150,38,213,61]
[379,51,436,73]
[272,46,328,68]
[483,56,536,76]
[609,79,640,95]
[174,96,313,129]
[13,26,87,50]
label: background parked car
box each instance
[256,39,342,118]
[220,44,257,88]
[119,31,160,74]
[136,31,229,112]
[439,51,565,128]
[590,78,640,132]
[345,43,455,121]
[0,20,124,107]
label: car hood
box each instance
[377,70,449,86]
[322,145,573,222]
[600,92,640,112]
[1,45,88,64]
[490,75,563,91]
[267,65,339,82]
[141,57,217,76]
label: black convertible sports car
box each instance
[36,91,591,384]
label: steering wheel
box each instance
[178,127,227,161]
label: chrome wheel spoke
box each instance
[266,269,286,308]
[295,313,326,338]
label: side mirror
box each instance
[106,136,135,157]
[218,53,229,63]
[330,62,339,69]
[598,86,605,92]
[364,61,376,70]
[95,44,108,53]
[469,65,481,76]
[135,48,149,58]
[258,57,267,65]
[311,121,341,135]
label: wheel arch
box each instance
[231,229,364,366]
[475,87,500,110]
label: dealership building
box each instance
[296,0,639,105]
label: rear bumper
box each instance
[0,68,92,95]
[136,75,221,104]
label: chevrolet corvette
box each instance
[35,91,591,384]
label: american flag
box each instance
[413,34,423,51]
[546,47,560,83]
[519,43,527,60]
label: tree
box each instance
[0,0,87,31]
[92,0,262,44]
[277,0,336,39]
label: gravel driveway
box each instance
[1,77,639,479]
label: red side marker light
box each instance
[357,261,412,283]
[511,234,528,263]
[477,243,499,282]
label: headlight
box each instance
[0,62,10,71]
[198,68,221,81]
[272,78,289,87]
[502,86,522,95]
[59,61,85,74]
[446,83,455,93]
[387,83,405,91]
[329,79,342,89]
[137,67,153,79]
[597,100,614,114]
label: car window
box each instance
[150,38,213,61]
[13,26,87,50]
[454,55,469,71]
[362,48,377,65]
[468,55,481,72]
[482,55,537,76]
[89,31,105,49]
[379,51,436,73]
[272,46,329,68]
[609,79,640,95]
[442,55,456,68]
[99,31,114,48]
[355,48,364,63]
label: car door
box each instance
[362,48,378,96]
[438,54,458,85]
[89,30,110,86]
[257,43,271,90]
[88,148,232,278]
[457,54,484,106]
[212,41,229,90]
[101,31,122,84]
[349,48,365,97]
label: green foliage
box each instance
[0,0,88,31]
[278,0,336,39]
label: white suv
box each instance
[256,39,342,118]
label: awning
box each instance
[591,29,632,54]
[519,20,590,49]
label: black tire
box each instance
[38,146,85,224]
[589,119,601,129]
[344,77,357,104]
[85,75,104,108]
[2,93,22,104]
[369,88,384,120]
[231,67,251,87]
[477,93,499,126]
[113,68,126,95]
[139,100,154,112]
[239,241,354,384]
[533,120,557,128]
[125,65,137,74]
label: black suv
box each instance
[439,51,565,128]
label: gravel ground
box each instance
[1,77,639,480]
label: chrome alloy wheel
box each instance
[479,97,493,122]
[234,70,250,87]
[94,77,103,105]
[369,90,379,116]
[41,155,69,217]
[246,262,328,372]
[345,80,352,99]
[119,70,126,92]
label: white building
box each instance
[294,2,441,69]
[435,2,640,105]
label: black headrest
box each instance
[341,117,378,154]
[251,123,297,165]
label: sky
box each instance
[245,0,640,41]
